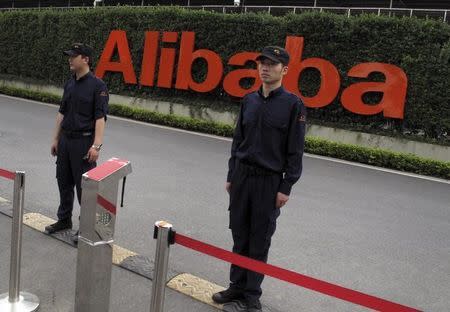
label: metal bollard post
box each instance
[0,172,40,312]
[74,158,131,312]
[149,221,175,312]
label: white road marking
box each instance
[1,94,449,184]
[0,196,10,203]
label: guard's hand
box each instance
[51,140,58,157]
[226,182,231,194]
[87,147,99,163]
[276,192,289,208]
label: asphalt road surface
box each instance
[1,94,449,312]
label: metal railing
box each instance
[193,5,450,22]
[0,3,448,23]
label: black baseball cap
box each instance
[63,43,93,57]
[256,46,290,66]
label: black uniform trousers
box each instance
[56,133,96,221]
[228,160,282,301]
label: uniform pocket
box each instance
[77,96,93,117]
[263,115,287,131]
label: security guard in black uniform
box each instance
[212,47,306,311]
[45,43,109,236]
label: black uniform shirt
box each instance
[227,86,306,196]
[59,71,109,132]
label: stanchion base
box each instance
[0,292,40,311]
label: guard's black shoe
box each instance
[223,299,248,311]
[212,288,244,304]
[45,219,72,234]
[246,298,262,312]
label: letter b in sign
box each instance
[175,32,224,93]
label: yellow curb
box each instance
[23,212,55,232]
[168,273,225,310]
[112,244,138,265]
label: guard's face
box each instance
[68,54,89,72]
[258,58,288,84]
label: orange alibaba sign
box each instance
[95,30,408,119]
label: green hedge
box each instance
[0,7,449,144]
[1,85,449,180]
[109,104,234,137]
[305,138,450,179]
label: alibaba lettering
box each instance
[95,30,408,119]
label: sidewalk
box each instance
[0,214,216,312]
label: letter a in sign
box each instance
[95,30,137,84]
[341,63,407,119]
[223,52,262,98]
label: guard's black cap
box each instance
[63,43,93,57]
[256,46,290,66]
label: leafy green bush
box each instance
[0,7,449,144]
[108,104,234,137]
[305,137,450,179]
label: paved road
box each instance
[1,94,449,311]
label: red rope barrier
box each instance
[0,168,15,181]
[174,233,422,312]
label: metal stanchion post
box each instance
[149,221,174,312]
[0,171,40,312]
[74,158,132,312]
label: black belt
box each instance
[62,130,93,139]
[239,160,280,176]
